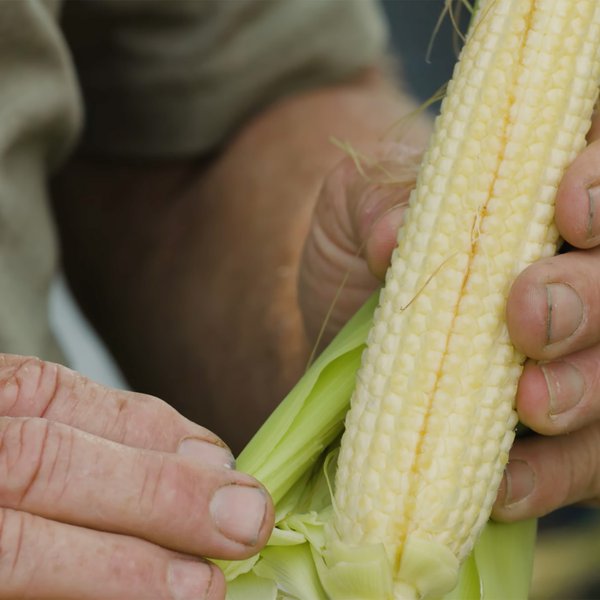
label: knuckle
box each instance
[0,356,61,418]
[319,165,353,231]
[138,455,167,519]
[117,392,222,452]
[0,418,52,507]
[100,387,133,444]
[317,159,348,210]
[138,456,192,523]
[110,391,169,448]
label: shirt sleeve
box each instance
[60,0,389,158]
[0,0,81,361]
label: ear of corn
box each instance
[222,1,600,598]
[327,1,600,598]
[221,297,536,600]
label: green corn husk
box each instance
[221,2,541,595]
[219,293,537,599]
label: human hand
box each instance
[298,142,422,350]
[492,115,600,521]
[299,118,600,521]
[0,355,274,599]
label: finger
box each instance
[313,152,410,275]
[491,423,600,521]
[364,203,406,280]
[0,507,225,600]
[506,248,600,361]
[0,417,274,560]
[555,137,600,248]
[299,158,384,344]
[586,110,600,142]
[0,354,223,453]
[516,341,600,435]
[299,201,379,344]
[345,149,416,280]
[299,148,417,345]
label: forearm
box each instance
[51,69,431,452]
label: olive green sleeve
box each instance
[0,0,80,360]
[61,0,389,158]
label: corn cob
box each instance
[326,1,600,599]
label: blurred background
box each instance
[49,1,600,597]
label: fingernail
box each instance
[545,283,583,344]
[210,484,267,546]
[503,459,535,507]
[587,185,600,240]
[177,437,235,470]
[541,361,585,417]
[168,559,213,600]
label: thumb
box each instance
[363,201,408,280]
[346,144,421,279]
[299,143,420,345]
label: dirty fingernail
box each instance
[168,559,213,600]
[502,459,536,507]
[541,361,585,417]
[210,484,267,546]
[546,283,583,344]
[177,437,235,470]
[587,185,600,240]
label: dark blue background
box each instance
[381,0,467,105]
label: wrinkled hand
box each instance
[299,142,422,348]
[0,355,274,599]
[493,117,600,521]
[299,118,600,521]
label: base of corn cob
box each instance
[324,1,600,598]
